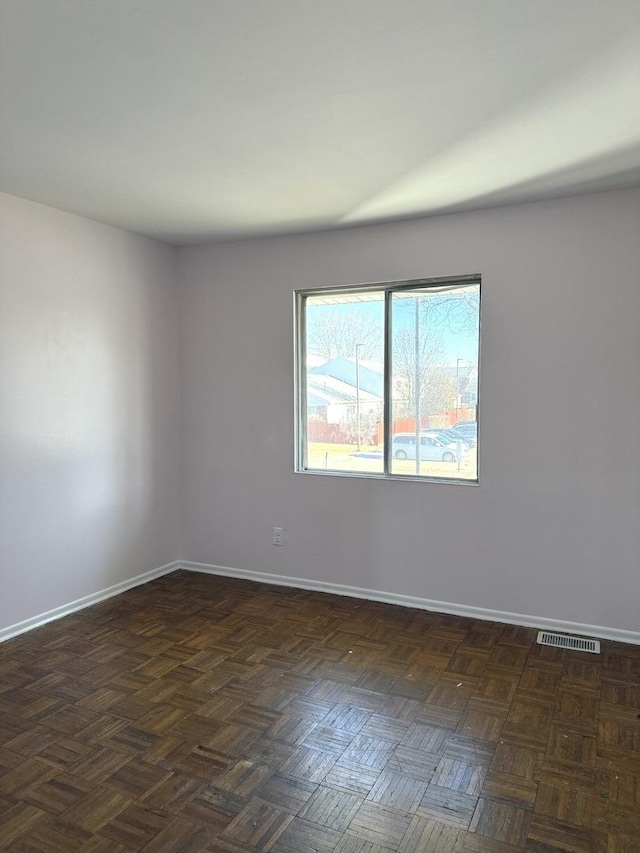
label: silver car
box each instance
[392,433,465,463]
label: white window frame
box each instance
[294,274,481,484]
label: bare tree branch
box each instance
[392,326,454,417]
[418,291,480,334]
[307,310,382,360]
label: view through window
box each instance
[297,278,480,481]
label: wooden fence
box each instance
[307,407,476,446]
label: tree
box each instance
[391,288,479,420]
[392,326,456,419]
[307,309,382,361]
[419,290,480,335]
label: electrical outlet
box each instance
[272,527,284,546]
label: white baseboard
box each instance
[180,560,640,647]
[0,560,181,644]
[3,558,637,648]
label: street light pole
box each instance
[456,358,462,422]
[355,343,362,451]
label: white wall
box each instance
[178,189,640,634]
[0,193,180,631]
[2,188,638,638]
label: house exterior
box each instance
[307,358,384,443]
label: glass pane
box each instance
[304,291,385,474]
[390,284,479,480]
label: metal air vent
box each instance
[537,631,600,653]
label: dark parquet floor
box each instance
[0,571,638,852]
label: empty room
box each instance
[1,2,639,851]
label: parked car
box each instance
[424,428,471,451]
[392,433,465,463]
[453,421,477,446]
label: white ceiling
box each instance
[1,1,639,244]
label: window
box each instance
[295,276,480,482]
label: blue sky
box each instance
[306,287,480,365]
